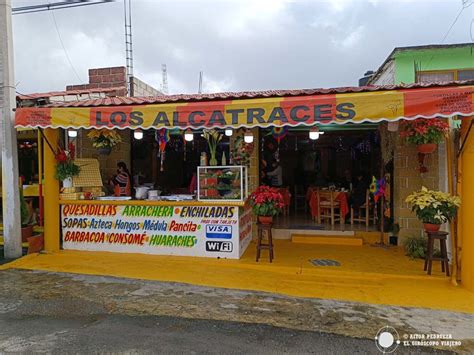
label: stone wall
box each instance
[394,136,440,241]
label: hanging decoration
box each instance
[294,135,298,152]
[269,126,288,143]
[356,139,371,155]
[335,136,347,153]
[231,134,254,166]
[380,123,396,164]
[369,176,386,203]
[155,129,170,171]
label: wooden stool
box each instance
[256,223,274,262]
[424,231,450,276]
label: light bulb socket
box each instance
[67,129,78,138]
[134,129,144,140]
[244,130,254,144]
[184,129,194,142]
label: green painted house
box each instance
[368,43,474,85]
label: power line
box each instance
[50,10,83,82]
[13,1,114,15]
[441,0,472,43]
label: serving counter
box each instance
[59,199,253,259]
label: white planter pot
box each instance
[62,177,73,188]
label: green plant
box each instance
[400,118,449,145]
[87,129,123,148]
[403,235,441,259]
[403,235,427,259]
[55,142,80,181]
[247,185,284,217]
[19,188,30,226]
[405,187,461,224]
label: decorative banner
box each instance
[15,85,474,129]
[61,203,252,259]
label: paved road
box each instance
[0,313,380,354]
[0,269,463,353]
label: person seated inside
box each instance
[109,162,131,197]
[266,161,283,187]
[349,172,369,215]
[339,169,353,191]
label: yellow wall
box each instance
[43,128,60,252]
[460,118,474,291]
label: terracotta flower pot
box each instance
[258,216,273,224]
[417,143,437,154]
[423,223,441,232]
[21,225,34,242]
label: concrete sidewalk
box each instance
[0,269,470,353]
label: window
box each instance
[458,70,474,81]
[417,72,454,83]
[417,69,474,83]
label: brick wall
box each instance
[394,136,439,241]
[76,129,131,189]
[66,67,127,95]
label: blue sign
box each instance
[205,224,232,239]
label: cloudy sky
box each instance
[11,0,474,95]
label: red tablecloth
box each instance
[308,190,349,218]
[277,187,291,207]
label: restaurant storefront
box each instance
[13,82,474,271]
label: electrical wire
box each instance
[441,3,466,43]
[50,10,83,82]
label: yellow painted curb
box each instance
[1,242,473,314]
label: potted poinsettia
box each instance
[55,142,80,188]
[400,118,449,154]
[87,129,123,155]
[405,187,461,232]
[247,186,284,224]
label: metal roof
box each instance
[16,87,126,100]
[41,80,474,108]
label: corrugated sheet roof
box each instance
[16,87,126,100]
[42,80,474,108]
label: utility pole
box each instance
[0,0,22,258]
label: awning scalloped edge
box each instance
[14,112,473,130]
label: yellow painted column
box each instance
[43,128,60,252]
[460,119,474,291]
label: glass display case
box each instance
[197,166,248,202]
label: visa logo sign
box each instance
[206,224,232,239]
[206,241,233,252]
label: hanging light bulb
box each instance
[225,128,233,137]
[67,129,77,138]
[133,129,144,140]
[309,126,320,140]
[244,130,254,144]
[184,129,194,142]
